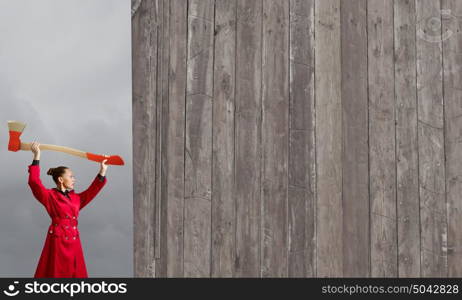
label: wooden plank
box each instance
[184,0,215,277]
[368,0,397,277]
[155,0,164,263]
[394,0,420,277]
[154,0,167,277]
[441,0,462,277]
[160,0,187,278]
[315,0,342,277]
[211,0,236,277]
[340,0,369,277]
[261,0,289,277]
[234,0,263,278]
[415,0,447,277]
[132,0,158,277]
[154,0,178,278]
[288,0,316,277]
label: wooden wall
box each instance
[131,0,462,277]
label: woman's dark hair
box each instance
[47,166,69,184]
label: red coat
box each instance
[27,163,107,278]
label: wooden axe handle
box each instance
[20,142,124,165]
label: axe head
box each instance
[86,153,125,166]
[8,121,26,152]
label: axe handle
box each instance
[19,142,124,165]
[21,142,87,159]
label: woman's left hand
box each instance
[99,155,109,176]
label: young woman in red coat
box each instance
[28,141,109,278]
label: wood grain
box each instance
[132,0,158,277]
[416,0,447,277]
[394,0,420,277]
[315,0,343,277]
[288,0,316,277]
[211,0,236,277]
[442,0,462,277]
[341,0,369,277]
[368,0,397,277]
[234,0,263,277]
[260,0,290,277]
[184,0,215,277]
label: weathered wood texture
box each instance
[132,0,462,277]
[341,0,369,277]
[442,0,462,278]
[315,0,343,277]
[416,0,447,277]
[368,0,397,277]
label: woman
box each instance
[28,141,109,278]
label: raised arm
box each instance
[78,174,107,210]
[28,141,50,208]
[78,156,109,210]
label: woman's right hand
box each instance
[31,141,41,159]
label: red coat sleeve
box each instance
[77,174,107,210]
[28,164,50,209]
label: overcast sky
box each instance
[0,0,132,277]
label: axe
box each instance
[7,121,124,166]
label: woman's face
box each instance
[58,169,76,190]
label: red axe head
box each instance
[86,153,125,165]
[8,121,26,152]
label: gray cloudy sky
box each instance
[0,0,132,277]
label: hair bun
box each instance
[47,168,54,176]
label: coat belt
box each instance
[51,215,78,226]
